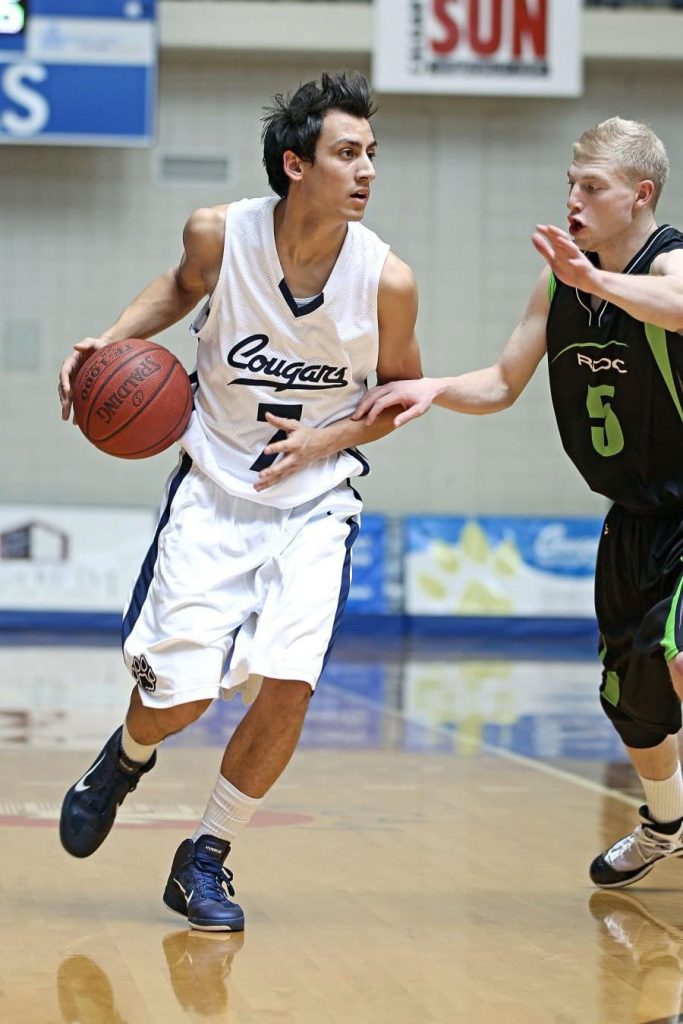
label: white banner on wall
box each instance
[0,505,155,611]
[373,0,582,97]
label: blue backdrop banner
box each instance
[346,513,390,614]
[0,0,156,145]
[405,515,603,617]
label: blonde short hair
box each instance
[573,117,669,207]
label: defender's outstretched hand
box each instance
[352,378,441,427]
[532,224,598,293]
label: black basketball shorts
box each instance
[595,503,683,748]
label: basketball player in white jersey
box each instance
[56,71,422,931]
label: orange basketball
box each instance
[72,338,193,459]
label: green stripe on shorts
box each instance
[662,572,683,662]
[602,670,620,708]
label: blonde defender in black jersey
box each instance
[355,117,683,891]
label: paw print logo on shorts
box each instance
[131,654,157,692]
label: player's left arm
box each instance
[253,253,422,492]
[534,224,683,331]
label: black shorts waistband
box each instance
[611,502,683,519]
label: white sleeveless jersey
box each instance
[180,196,390,509]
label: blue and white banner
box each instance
[346,513,392,614]
[0,0,156,145]
[405,515,603,617]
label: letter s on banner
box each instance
[1,63,49,137]
[431,0,459,56]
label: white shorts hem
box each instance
[136,682,219,709]
[236,665,318,688]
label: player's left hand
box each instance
[253,413,330,492]
[532,224,598,292]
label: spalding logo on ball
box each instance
[72,338,193,459]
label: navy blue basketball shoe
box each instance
[163,835,245,932]
[59,726,157,858]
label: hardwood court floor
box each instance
[1,639,683,1023]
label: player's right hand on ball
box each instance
[59,337,108,423]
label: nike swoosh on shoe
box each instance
[73,754,106,793]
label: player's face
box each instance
[305,110,377,220]
[566,159,643,251]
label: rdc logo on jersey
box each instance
[131,654,157,692]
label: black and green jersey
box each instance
[546,225,683,512]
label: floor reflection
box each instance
[162,930,244,1017]
[589,890,683,1024]
[55,932,244,1024]
[57,954,127,1024]
[0,638,626,760]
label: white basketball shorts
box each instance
[122,453,362,708]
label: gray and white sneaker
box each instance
[590,806,683,888]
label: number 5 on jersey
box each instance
[586,384,624,457]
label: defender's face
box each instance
[304,110,377,220]
[566,159,642,251]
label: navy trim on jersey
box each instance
[190,300,210,336]
[345,447,370,476]
[121,453,194,648]
[319,511,361,679]
[188,370,198,410]
[278,278,324,318]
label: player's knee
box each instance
[600,694,671,748]
[257,678,312,719]
[155,697,212,737]
[668,652,683,701]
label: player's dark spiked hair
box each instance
[262,70,377,198]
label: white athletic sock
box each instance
[192,775,263,846]
[640,765,683,825]
[120,722,158,766]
